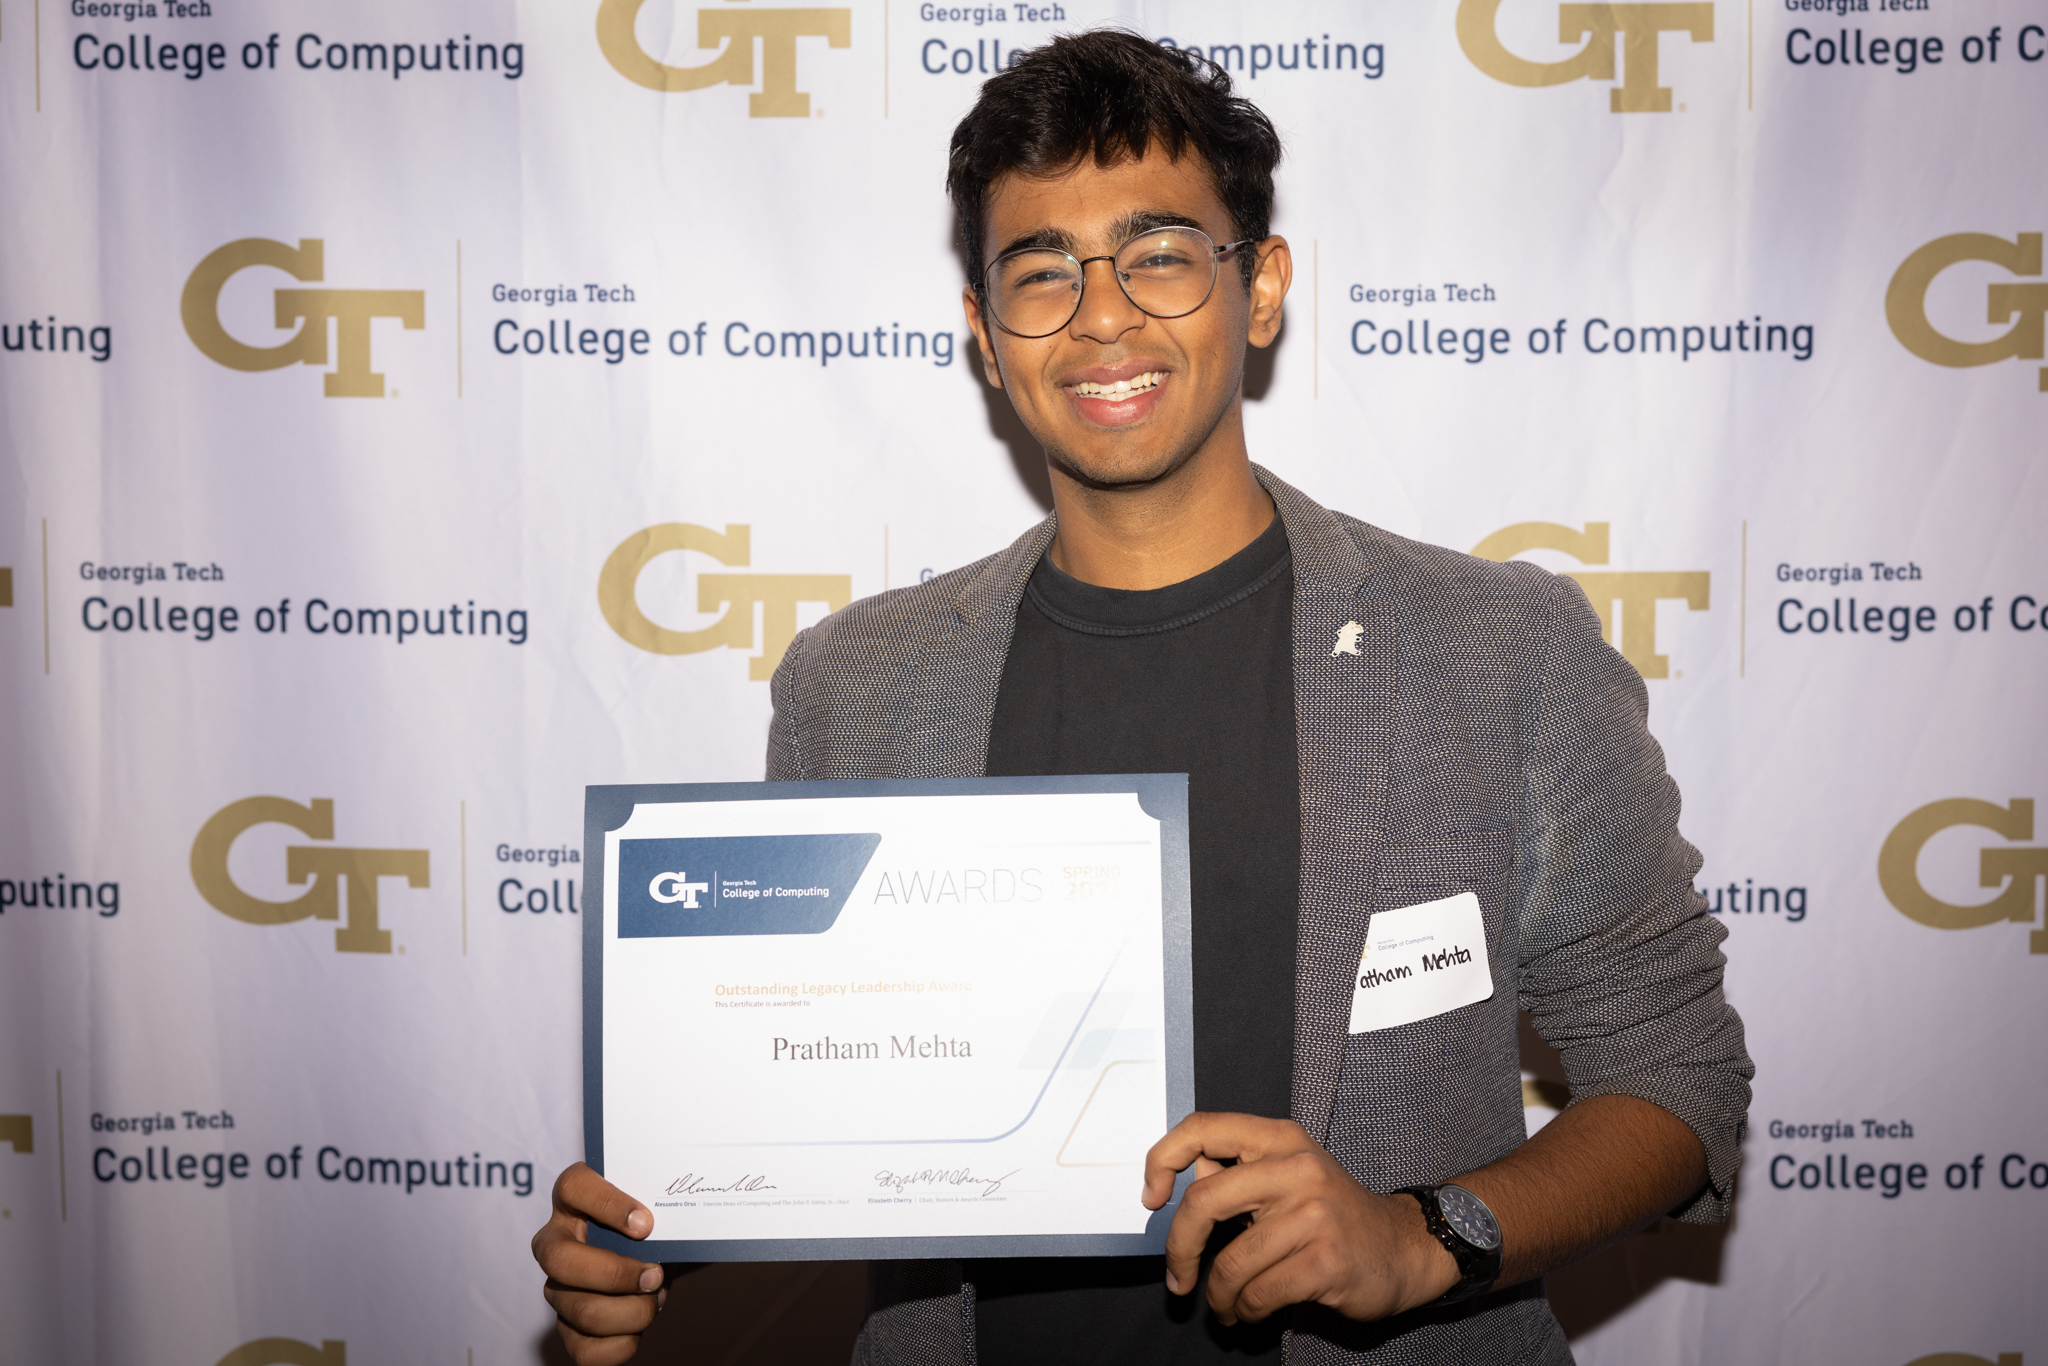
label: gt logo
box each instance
[648,871,710,906]
[597,523,851,680]
[191,797,430,955]
[182,239,424,398]
[1457,0,1713,112]
[596,0,851,117]
[1887,233,2048,393]
[1879,799,2048,955]
[1473,521,1708,679]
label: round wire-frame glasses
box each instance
[980,226,1253,339]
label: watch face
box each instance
[1437,1185,1503,1251]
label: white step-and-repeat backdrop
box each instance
[2,2,2042,1363]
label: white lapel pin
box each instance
[1332,621,1364,657]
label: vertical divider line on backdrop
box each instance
[54,1069,65,1220]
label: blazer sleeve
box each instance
[1515,573,1754,1224]
[765,628,808,782]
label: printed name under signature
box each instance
[873,1166,1020,1199]
[664,1173,778,1196]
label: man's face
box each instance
[962,149,1288,491]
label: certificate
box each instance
[582,775,1194,1262]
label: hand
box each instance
[1140,1113,1460,1326]
[532,1162,667,1365]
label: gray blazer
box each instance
[767,468,1753,1365]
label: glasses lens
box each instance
[1116,228,1217,319]
[987,249,1083,337]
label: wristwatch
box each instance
[1393,1183,1503,1306]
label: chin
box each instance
[1044,442,1189,491]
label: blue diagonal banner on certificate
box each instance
[582,775,1194,1262]
[616,833,883,938]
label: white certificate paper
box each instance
[582,776,1194,1262]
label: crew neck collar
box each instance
[1024,512,1291,638]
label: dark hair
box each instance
[947,30,1282,291]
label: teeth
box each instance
[1073,372,1163,397]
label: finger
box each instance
[555,1162,654,1240]
[545,1281,660,1339]
[1202,1206,1314,1324]
[1216,1241,1330,1327]
[1161,1157,1319,1296]
[1160,1168,1255,1295]
[1142,1113,1308,1206]
[536,1231,665,1295]
[554,1315,646,1366]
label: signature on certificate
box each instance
[664,1173,778,1196]
[872,1166,1020,1199]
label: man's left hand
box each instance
[1141,1112,1459,1325]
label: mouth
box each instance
[1063,370,1169,426]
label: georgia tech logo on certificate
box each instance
[1879,798,2048,956]
[212,1340,345,1366]
[597,523,851,680]
[182,239,424,398]
[191,797,430,954]
[1456,0,1712,112]
[1472,522,1709,680]
[1887,233,2048,393]
[619,834,880,935]
[596,0,852,117]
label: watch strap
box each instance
[1394,1184,1503,1306]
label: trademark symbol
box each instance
[398,945,407,955]
[1679,103,1687,111]
[815,108,824,117]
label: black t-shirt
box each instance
[974,513,1302,1363]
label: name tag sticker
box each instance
[1347,891,1494,1034]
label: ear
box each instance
[961,286,1005,389]
[1246,237,1293,350]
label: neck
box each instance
[1043,403,1274,590]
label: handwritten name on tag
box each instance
[1347,891,1494,1035]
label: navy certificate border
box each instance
[582,774,1195,1263]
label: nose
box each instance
[1070,255,1146,344]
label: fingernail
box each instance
[626,1208,651,1238]
[656,1288,668,1313]
[1164,1272,1183,1295]
[639,1266,662,1293]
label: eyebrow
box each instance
[990,209,1210,263]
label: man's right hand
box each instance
[533,1162,667,1365]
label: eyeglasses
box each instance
[980,226,1253,339]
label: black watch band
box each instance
[1394,1184,1503,1306]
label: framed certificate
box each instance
[582,775,1194,1262]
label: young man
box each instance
[535,31,1752,1364]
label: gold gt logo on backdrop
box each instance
[182,239,424,397]
[1473,522,1708,679]
[1880,799,2047,956]
[596,0,851,117]
[214,1341,346,1366]
[1887,233,2048,393]
[1457,0,1712,112]
[599,523,850,680]
[191,798,429,955]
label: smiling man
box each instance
[533,30,1752,1365]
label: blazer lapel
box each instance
[893,513,1055,779]
[1259,468,1398,1145]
